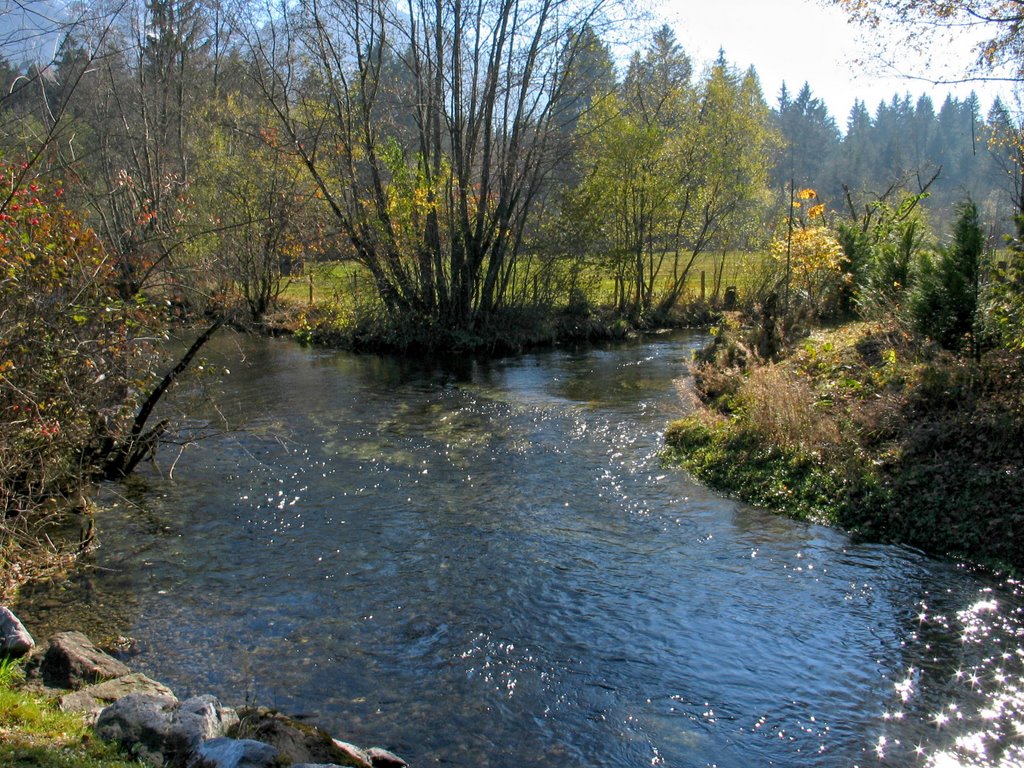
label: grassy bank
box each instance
[0,660,138,768]
[268,252,761,354]
[665,319,1024,571]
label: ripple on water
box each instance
[14,332,1024,768]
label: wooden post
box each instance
[700,270,706,301]
[308,272,314,305]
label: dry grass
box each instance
[736,364,842,454]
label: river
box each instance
[19,331,1024,767]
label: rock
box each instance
[96,692,238,767]
[181,695,241,742]
[192,737,278,768]
[41,630,130,689]
[95,693,182,767]
[331,740,373,768]
[0,607,34,658]
[59,672,175,718]
[366,747,408,768]
[233,707,369,767]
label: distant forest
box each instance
[774,82,1019,238]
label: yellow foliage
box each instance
[771,225,845,276]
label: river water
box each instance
[19,331,1024,767]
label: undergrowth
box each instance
[667,320,1024,570]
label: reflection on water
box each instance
[17,332,1024,767]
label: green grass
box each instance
[280,250,770,314]
[664,415,872,526]
[0,660,141,768]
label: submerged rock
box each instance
[0,607,34,657]
[40,630,130,688]
[192,736,279,768]
[234,707,370,767]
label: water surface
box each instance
[20,332,1024,767]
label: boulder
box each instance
[233,707,369,767]
[95,693,182,766]
[41,630,130,689]
[366,747,408,768]
[192,737,278,768]
[59,672,175,718]
[0,607,34,658]
[96,692,238,767]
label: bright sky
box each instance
[659,0,1014,125]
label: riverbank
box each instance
[665,317,1024,571]
[0,623,407,768]
[267,297,718,355]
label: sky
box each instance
[659,0,1015,125]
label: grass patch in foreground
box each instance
[0,660,141,768]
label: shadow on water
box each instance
[16,330,1024,768]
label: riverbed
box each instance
[18,331,1024,767]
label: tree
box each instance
[773,82,841,200]
[985,96,1024,217]
[570,41,777,320]
[191,95,326,322]
[831,0,1024,83]
[0,163,159,518]
[59,0,215,302]
[910,200,985,352]
[240,0,627,341]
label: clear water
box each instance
[19,332,1024,767]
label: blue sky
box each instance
[659,0,1014,123]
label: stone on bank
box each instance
[4,613,410,768]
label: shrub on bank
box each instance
[0,164,163,597]
[667,322,1024,570]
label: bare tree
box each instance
[238,0,626,333]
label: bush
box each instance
[909,200,983,352]
[0,163,158,549]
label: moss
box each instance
[665,416,873,526]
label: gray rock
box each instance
[366,747,408,768]
[96,692,237,767]
[0,607,34,657]
[180,695,240,741]
[59,672,175,718]
[95,693,182,767]
[192,737,278,768]
[41,630,130,689]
